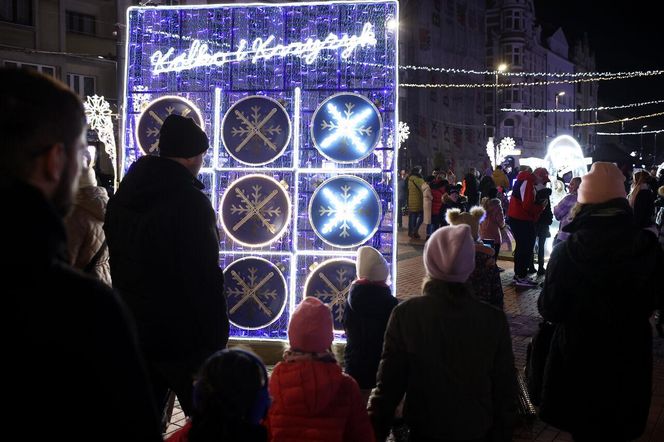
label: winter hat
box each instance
[445,206,485,240]
[578,162,627,204]
[158,114,209,158]
[423,224,475,283]
[533,167,551,183]
[288,297,334,353]
[356,246,390,283]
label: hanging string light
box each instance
[500,99,664,113]
[396,64,664,78]
[597,128,664,135]
[570,111,664,127]
[400,72,660,88]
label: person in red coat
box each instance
[506,166,548,287]
[266,297,374,442]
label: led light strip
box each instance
[570,111,664,127]
[501,99,664,113]
[597,129,664,135]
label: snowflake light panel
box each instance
[123,1,398,341]
[304,258,357,331]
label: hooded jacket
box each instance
[64,185,111,285]
[104,156,228,364]
[267,360,374,442]
[343,282,398,389]
[507,170,545,222]
[538,198,663,439]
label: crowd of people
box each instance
[3,68,664,442]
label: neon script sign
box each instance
[150,22,377,74]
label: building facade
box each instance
[486,0,597,159]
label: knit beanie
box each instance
[356,246,390,283]
[158,114,209,158]
[445,206,485,240]
[577,162,627,204]
[423,224,475,283]
[288,297,334,353]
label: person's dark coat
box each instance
[463,172,480,207]
[368,281,517,442]
[479,175,497,201]
[343,282,398,389]
[535,188,553,237]
[538,198,663,440]
[105,155,229,367]
[2,178,161,441]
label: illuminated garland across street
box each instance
[400,72,663,88]
[597,129,664,135]
[570,111,664,127]
[501,99,664,113]
[396,64,664,78]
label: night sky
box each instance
[534,0,664,133]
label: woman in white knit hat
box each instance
[369,225,517,442]
[537,162,663,441]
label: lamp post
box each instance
[494,63,507,142]
[554,91,565,136]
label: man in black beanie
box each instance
[105,114,229,424]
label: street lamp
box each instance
[554,91,565,136]
[494,63,507,141]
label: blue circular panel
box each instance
[222,96,291,165]
[225,257,287,330]
[136,95,204,155]
[220,174,291,247]
[304,258,356,331]
[308,175,382,248]
[311,93,382,163]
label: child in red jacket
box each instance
[266,297,374,442]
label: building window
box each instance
[504,44,522,67]
[503,10,523,31]
[503,118,515,138]
[0,0,32,25]
[67,73,96,98]
[3,60,55,76]
[66,10,96,36]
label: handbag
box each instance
[524,320,556,406]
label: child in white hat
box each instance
[343,246,397,397]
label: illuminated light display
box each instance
[135,95,204,154]
[224,256,288,330]
[543,135,592,179]
[303,258,356,330]
[150,22,377,75]
[84,95,117,184]
[219,174,291,248]
[311,93,382,163]
[123,0,398,341]
[309,175,382,248]
[221,95,291,166]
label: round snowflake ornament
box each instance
[224,257,287,330]
[304,258,356,331]
[221,95,291,166]
[499,136,516,152]
[219,174,291,247]
[308,175,382,248]
[311,92,382,163]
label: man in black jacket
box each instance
[105,114,229,418]
[0,68,161,441]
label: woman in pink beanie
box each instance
[369,225,517,442]
[537,161,663,441]
[266,297,374,442]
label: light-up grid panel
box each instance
[123,1,398,341]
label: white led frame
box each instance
[307,174,383,249]
[220,95,292,167]
[310,92,384,164]
[223,256,289,331]
[218,173,292,248]
[133,94,206,155]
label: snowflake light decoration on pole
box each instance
[224,257,287,330]
[311,93,382,163]
[398,121,410,147]
[309,175,382,248]
[304,258,356,329]
[84,95,117,179]
[486,137,496,169]
[222,96,291,166]
[219,174,291,247]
